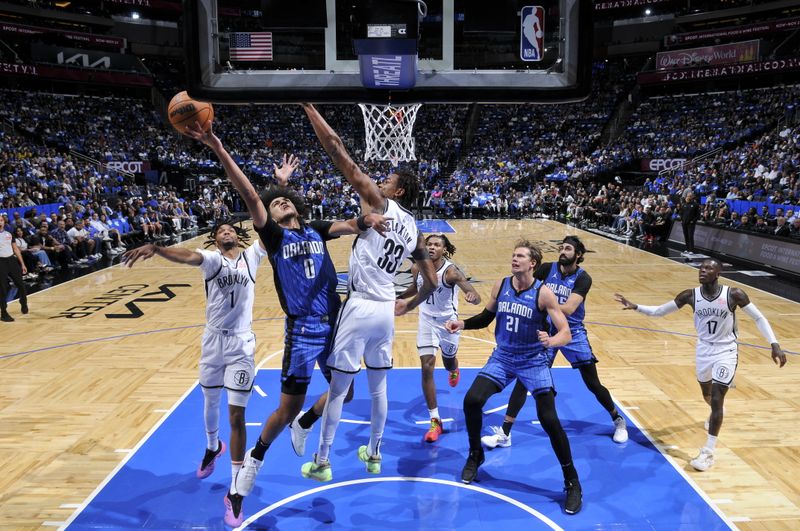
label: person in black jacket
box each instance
[681,192,701,254]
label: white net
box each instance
[358,103,422,165]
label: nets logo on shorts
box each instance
[233,370,250,387]
[715,366,730,381]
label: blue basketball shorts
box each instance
[549,328,597,368]
[478,347,553,396]
[281,314,336,395]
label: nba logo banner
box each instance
[520,6,544,62]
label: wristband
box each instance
[356,215,369,231]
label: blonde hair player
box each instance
[615,258,786,471]
[397,233,481,442]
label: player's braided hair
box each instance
[394,168,421,210]
[203,219,252,249]
[425,233,456,259]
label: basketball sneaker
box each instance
[357,445,382,474]
[564,479,583,514]
[461,448,485,484]
[690,447,715,471]
[424,418,443,443]
[289,410,312,456]
[612,416,629,443]
[234,448,263,496]
[196,440,226,479]
[448,368,460,387]
[223,492,244,528]
[301,454,333,482]
[481,426,511,449]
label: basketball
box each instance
[167,91,214,134]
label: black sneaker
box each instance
[564,479,582,514]
[461,448,485,484]
[223,492,245,527]
[20,302,28,315]
[1,311,13,322]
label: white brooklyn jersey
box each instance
[418,259,460,321]
[348,199,418,301]
[693,285,737,344]
[198,242,267,330]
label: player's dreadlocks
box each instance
[203,219,252,249]
[425,233,456,259]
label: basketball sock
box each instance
[298,408,321,430]
[230,461,243,495]
[429,407,440,421]
[611,409,622,422]
[705,434,718,451]
[318,371,355,463]
[251,436,270,461]
[367,370,388,457]
[201,387,222,450]
[502,420,514,436]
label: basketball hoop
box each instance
[358,103,422,166]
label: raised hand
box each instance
[273,153,300,186]
[614,293,636,310]
[363,214,393,236]
[185,121,222,152]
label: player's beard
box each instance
[558,254,576,267]
[221,239,237,251]
[276,211,296,225]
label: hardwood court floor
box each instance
[0,219,798,530]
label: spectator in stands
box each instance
[28,222,74,269]
[790,218,800,239]
[774,217,791,238]
[66,219,98,262]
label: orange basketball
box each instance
[167,91,214,134]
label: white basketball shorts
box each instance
[200,328,256,407]
[328,295,394,373]
[695,341,738,387]
[417,314,460,358]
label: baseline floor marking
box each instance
[59,348,283,530]
[235,476,562,531]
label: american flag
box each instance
[229,32,273,61]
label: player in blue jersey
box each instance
[481,235,628,450]
[185,122,390,525]
[445,240,583,515]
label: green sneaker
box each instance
[357,445,382,474]
[300,455,332,482]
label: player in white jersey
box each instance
[122,222,266,523]
[301,103,437,481]
[615,258,786,471]
[398,233,482,442]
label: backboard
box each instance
[184,0,592,104]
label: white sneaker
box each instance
[234,448,264,496]
[481,426,511,449]
[289,410,312,457]
[613,416,628,443]
[690,447,715,471]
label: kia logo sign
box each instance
[642,158,687,172]
[106,161,151,173]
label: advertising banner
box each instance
[656,40,759,70]
[638,57,800,85]
[0,21,126,50]
[31,43,147,73]
[666,17,800,46]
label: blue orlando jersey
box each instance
[538,262,591,331]
[258,219,340,318]
[494,277,548,356]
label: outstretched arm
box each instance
[731,288,787,367]
[328,213,393,237]
[445,278,501,333]
[397,264,420,300]
[122,244,203,268]
[185,122,268,228]
[301,104,385,212]
[615,289,692,316]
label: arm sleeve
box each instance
[635,300,680,316]
[463,308,497,330]
[533,262,551,281]
[572,271,592,298]
[309,220,337,241]
[741,303,779,344]
[255,217,283,254]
